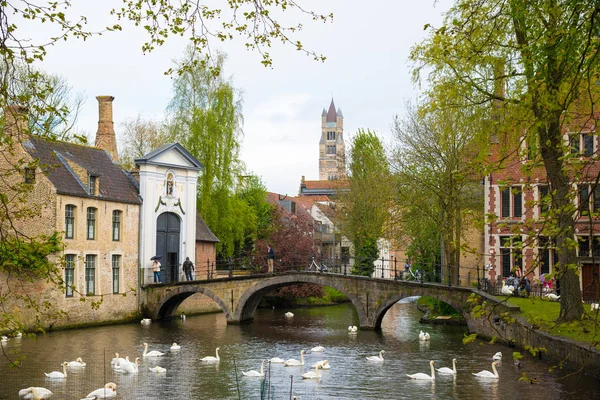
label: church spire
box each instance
[326,98,337,123]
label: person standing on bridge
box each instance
[182,257,195,281]
[152,258,161,283]
[267,244,275,273]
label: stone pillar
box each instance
[95,96,119,161]
[4,105,28,140]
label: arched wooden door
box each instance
[156,212,181,284]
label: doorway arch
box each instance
[156,212,181,283]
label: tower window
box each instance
[327,131,336,140]
[327,145,336,155]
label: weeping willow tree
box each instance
[167,49,250,258]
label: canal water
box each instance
[0,300,598,399]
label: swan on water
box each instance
[140,318,151,325]
[366,350,385,362]
[311,360,331,370]
[67,358,86,368]
[302,364,322,379]
[472,361,500,379]
[142,342,165,357]
[406,360,436,380]
[492,352,502,361]
[44,362,69,379]
[180,312,186,321]
[311,345,325,352]
[436,358,457,374]
[120,358,140,374]
[170,343,181,351]
[1,335,8,342]
[19,387,53,400]
[149,366,167,373]
[269,357,285,363]
[15,332,23,338]
[284,312,294,318]
[83,382,117,399]
[200,347,220,362]
[242,360,266,377]
[284,349,306,366]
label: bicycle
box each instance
[308,257,329,272]
[398,266,423,281]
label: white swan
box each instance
[269,357,285,363]
[19,387,53,400]
[545,293,560,301]
[501,281,515,295]
[200,347,220,362]
[180,312,186,321]
[591,303,599,311]
[473,361,500,379]
[311,360,330,370]
[44,362,68,379]
[492,352,502,361]
[419,331,431,341]
[15,332,23,339]
[437,358,457,374]
[366,350,385,362]
[83,382,117,399]
[311,345,325,352]
[406,360,436,380]
[170,342,181,351]
[120,358,140,374]
[143,342,165,357]
[302,364,322,379]
[351,326,358,333]
[149,366,167,373]
[111,354,132,370]
[1,335,8,342]
[67,357,86,368]
[242,359,266,377]
[140,318,151,325]
[284,349,305,366]
[284,312,294,318]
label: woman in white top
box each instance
[152,259,161,283]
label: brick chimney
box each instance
[4,105,29,140]
[95,96,119,161]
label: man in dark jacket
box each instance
[182,257,194,281]
[267,245,275,273]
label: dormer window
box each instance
[88,174,98,195]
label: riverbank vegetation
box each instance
[261,285,348,309]
[417,296,465,324]
[500,296,600,348]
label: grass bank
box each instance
[499,296,600,349]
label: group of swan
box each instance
[244,354,331,378]
[404,357,501,381]
[348,326,358,334]
[366,350,385,362]
[418,331,431,341]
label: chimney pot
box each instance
[4,105,29,140]
[95,96,119,161]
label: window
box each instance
[539,185,550,216]
[328,174,338,180]
[24,167,35,184]
[570,132,595,156]
[538,236,557,276]
[500,236,522,277]
[65,205,75,239]
[112,210,121,241]
[578,184,600,216]
[501,186,522,218]
[327,145,336,155]
[577,235,600,257]
[112,255,121,294]
[88,175,97,195]
[65,254,75,297]
[87,207,96,240]
[85,255,96,295]
[327,131,336,140]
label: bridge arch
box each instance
[151,284,230,320]
[233,275,367,325]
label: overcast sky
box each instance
[24,0,452,196]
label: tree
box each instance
[119,115,170,170]
[410,0,600,321]
[341,129,393,276]
[391,103,483,284]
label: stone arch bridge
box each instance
[140,272,503,330]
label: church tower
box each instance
[319,99,346,180]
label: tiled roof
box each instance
[315,203,337,221]
[25,136,141,204]
[196,214,219,242]
[301,180,349,190]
